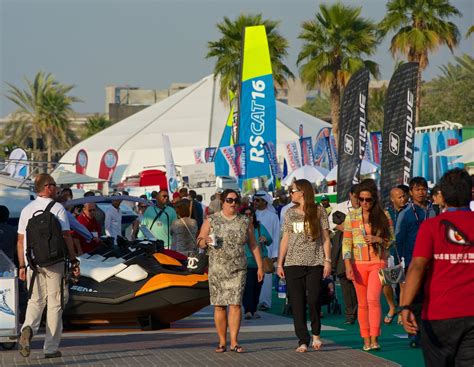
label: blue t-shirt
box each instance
[395,202,435,267]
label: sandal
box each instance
[295,344,308,353]
[230,345,244,353]
[312,336,323,350]
[363,344,371,351]
[384,312,396,324]
[215,345,226,353]
[370,344,381,351]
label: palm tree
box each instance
[297,3,379,146]
[379,0,461,126]
[368,86,387,132]
[206,13,294,101]
[5,71,80,169]
[83,114,112,138]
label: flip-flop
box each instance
[370,344,381,351]
[384,313,396,324]
[230,345,244,353]
[215,345,226,353]
[363,344,371,351]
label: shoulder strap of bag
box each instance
[45,201,56,213]
[149,206,165,230]
[181,218,198,249]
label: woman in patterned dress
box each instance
[277,179,332,352]
[197,189,264,353]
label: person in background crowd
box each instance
[170,199,198,255]
[277,179,331,352]
[397,184,410,204]
[320,195,332,217]
[329,184,360,233]
[197,189,263,353]
[401,168,474,367]
[396,177,436,348]
[84,191,105,234]
[253,190,280,311]
[121,191,135,211]
[196,194,207,220]
[131,197,148,240]
[273,191,289,219]
[343,179,394,352]
[179,188,203,230]
[331,210,357,325]
[241,207,272,320]
[75,203,101,254]
[171,192,181,205]
[383,186,408,325]
[208,191,222,215]
[140,189,177,248]
[431,185,445,215]
[0,205,16,262]
[105,196,122,245]
[17,174,79,359]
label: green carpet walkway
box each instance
[267,283,424,367]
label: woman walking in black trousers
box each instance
[277,179,331,352]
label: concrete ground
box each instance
[1,307,399,367]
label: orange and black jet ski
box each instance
[64,237,209,330]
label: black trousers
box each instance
[242,267,263,314]
[338,274,358,322]
[285,265,323,346]
[421,316,474,367]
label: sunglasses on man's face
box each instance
[359,197,373,203]
[225,197,240,204]
[253,197,264,202]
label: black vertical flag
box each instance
[337,68,370,203]
[380,62,419,207]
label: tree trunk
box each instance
[46,133,53,172]
[330,85,341,150]
[415,66,422,127]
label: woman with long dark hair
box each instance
[276,179,331,352]
[343,179,394,351]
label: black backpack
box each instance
[26,201,68,268]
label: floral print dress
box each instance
[208,212,249,305]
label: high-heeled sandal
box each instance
[230,345,244,353]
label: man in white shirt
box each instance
[105,197,122,244]
[17,174,79,359]
[253,190,280,310]
[329,184,360,232]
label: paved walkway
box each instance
[1,307,399,366]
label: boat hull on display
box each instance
[63,240,210,330]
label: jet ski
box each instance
[63,236,209,330]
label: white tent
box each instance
[325,160,380,181]
[281,165,329,186]
[433,138,473,157]
[59,75,330,183]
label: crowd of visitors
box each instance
[3,168,472,366]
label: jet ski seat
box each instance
[116,264,148,282]
[80,257,127,283]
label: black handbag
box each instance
[182,218,209,274]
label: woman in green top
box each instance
[241,207,272,320]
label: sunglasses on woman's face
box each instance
[359,197,373,203]
[290,188,301,194]
[225,197,240,204]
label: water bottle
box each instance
[277,278,287,299]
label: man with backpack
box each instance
[140,189,177,248]
[16,174,80,359]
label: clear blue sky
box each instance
[1,0,472,116]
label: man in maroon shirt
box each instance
[76,203,101,253]
[401,168,474,367]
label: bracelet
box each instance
[397,305,413,313]
[19,265,26,269]
[277,265,283,268]
[324,258,332,263]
